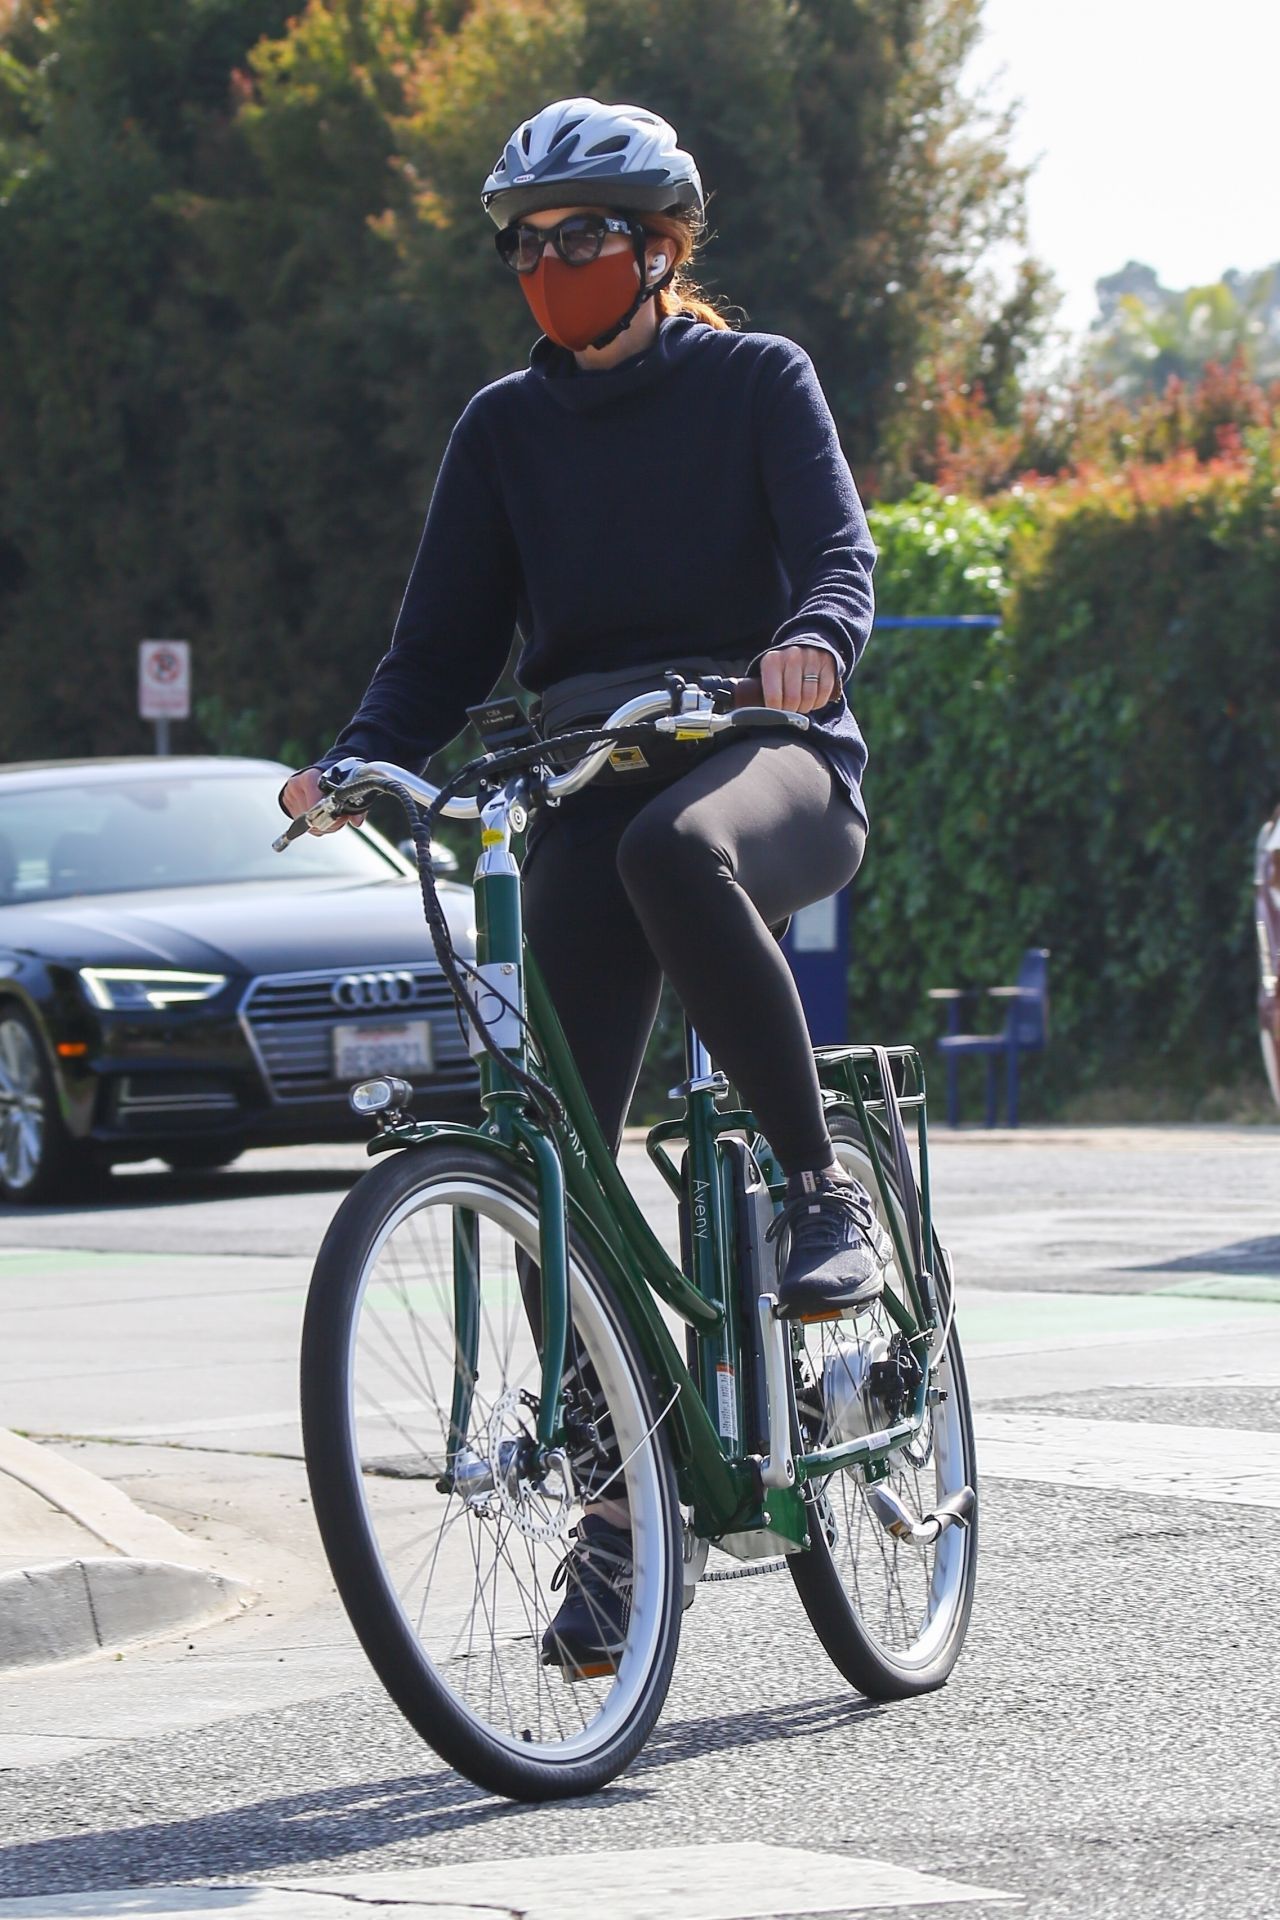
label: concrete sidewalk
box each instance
[0,1428,251,1672]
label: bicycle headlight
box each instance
[350,1076,413,1115]
[80,968,227,1011]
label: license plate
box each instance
[332,1021,434,1082]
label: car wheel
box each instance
[162,1141,244,1173]
[0,1006,91,1205]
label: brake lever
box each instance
[272,785,369,853]
[272,812,316,852]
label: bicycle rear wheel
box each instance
[785,1120,978,1697]
[301,1139,683,1800]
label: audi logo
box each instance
[331,971,420,1011]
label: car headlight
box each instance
[80,968,228,1011]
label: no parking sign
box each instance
[138,639,191,719]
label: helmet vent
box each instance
[520,125,532,154]
[584,135,629,156]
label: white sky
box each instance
[965,0,1280,338]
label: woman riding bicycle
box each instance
[283,96,893,1672]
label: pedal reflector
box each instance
[562,1658,617,1683]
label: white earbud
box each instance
[650,255,668,279]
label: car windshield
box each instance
[0,769,406,904]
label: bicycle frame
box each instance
[368,777,942,1548]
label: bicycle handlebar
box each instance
[272,675,809,850]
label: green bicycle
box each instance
[281,674,977,1802]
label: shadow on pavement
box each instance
[0,1771,531,1898]
[14,1166,362,1220]
[1136,1234,1280,1275]
[636,1692,883,1772]
[0,1696,873,1896]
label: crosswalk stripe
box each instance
[0,1843,1018,1917]
[976,1412,1280,1508]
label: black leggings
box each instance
[522,735,867,1173]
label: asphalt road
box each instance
[1,1126,1278,1919]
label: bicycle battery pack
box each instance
[676,1136,775,1460]
[723,1137,775,1459]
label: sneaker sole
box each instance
[781,1279,886,1323]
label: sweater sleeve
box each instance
[315,407,520,774]
[749,343,876,682]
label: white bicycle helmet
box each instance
[482,97,704,228]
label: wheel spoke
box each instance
[310,1160,676,1785]
[788,1133,975,1683]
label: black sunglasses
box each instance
[495,212,641,275]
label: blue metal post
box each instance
[781,885,852,1046]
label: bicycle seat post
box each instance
[684,1023,722,1095]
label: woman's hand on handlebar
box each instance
[758,643,839,715]
[281,766,367,832]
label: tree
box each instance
[0,0,1048,761]
[0,0,296,755]
[1086,259,1280,400]
[392,0,1056,476]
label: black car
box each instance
[0,756,479,1203]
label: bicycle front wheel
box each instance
[786,1120,978,1698]
[301,1139,683,1800]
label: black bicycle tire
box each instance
[786,1119,979,1699]
[300,1138,684,1800]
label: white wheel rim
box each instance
[800,1138,972,1672]
[0,1018,46,1194]
[341,1172,671,1764]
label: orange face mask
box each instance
[519,247,642,352]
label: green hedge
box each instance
[853,458,1280,1112]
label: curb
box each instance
[0,1428,254,1671]
[0,1426,208,1561]
[0,1557,252,1671]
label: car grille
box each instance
[113,1076,241,1130]
[241,965,476,1103]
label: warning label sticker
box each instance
[715,1363,738,1446]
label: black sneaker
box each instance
[768,1172,893,1321]
[541,1512,633,1678]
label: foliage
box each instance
[0,0,298,756]
[855,440,1280,1109]
[12,1,1272,1115]
[1086,259,1280,400]
[851,489,1027,1062]
[910,352,1280,501]
[0,0,1047,767]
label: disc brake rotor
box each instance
[486,1387,574,1543]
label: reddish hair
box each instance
[643,208,733,331]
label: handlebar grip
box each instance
[731,677,764,708]
[732,706,809,731]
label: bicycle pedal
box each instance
[560,1658,618,1683]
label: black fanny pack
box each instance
[531,656,752,786]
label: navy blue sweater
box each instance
[319,313,876,825]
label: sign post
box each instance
[138,640,191,755]
[782,887,852,1046]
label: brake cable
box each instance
[369,719,670,1129]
